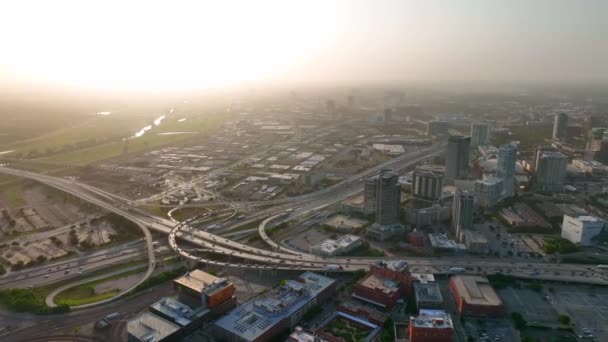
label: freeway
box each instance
[45,262,148,309]
[2,142,608,285]
[0,240,148,289]
[1,283,175,342]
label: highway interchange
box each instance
[1,142,608,299]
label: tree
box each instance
[68,229,78,246]
[511,312,527,330]
[558,315,571,325]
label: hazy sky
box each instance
[1,0,606,94]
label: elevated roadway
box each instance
[2,142,608,286]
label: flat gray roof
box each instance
[214,272,335,341]
[127,311,180,342]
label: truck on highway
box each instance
[597,265,608,270]
[325,264,343,271]
[95,312,120,329]
[448,267,465,273]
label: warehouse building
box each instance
[449,275,505,317]
[213,272,336,342]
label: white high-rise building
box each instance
[497,143,518,197]
[470,123,491,146]
[445,135,471,184]
[474,177,503,208]
[561,215,605,246]
[536,151,567,192]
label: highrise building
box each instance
[552,113,569,141]
[536,151,567,192]
[412,166,444,202]
[374,170,401,226]
[534,146,558,172]
[426,120,449,136]
[470,123,491,146]
[364,177,378,214]
[445,135,471,184]
[452,189,475,236]
[365,170,403,240]
[452,189,474,239]
[585,128,608,164]
[588,128,608,149]
[497,143,518,197]
[474,178,503,208]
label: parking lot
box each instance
[549,285,608,341]
[475,222,537,259]
[499,287,558,324]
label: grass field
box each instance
[55,287,121,306]
[54,266,147,306]
[0,178,26,209]
[1,113,223,167]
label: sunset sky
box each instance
[1,0,606,94]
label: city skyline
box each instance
[1,0,607,95]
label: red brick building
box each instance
[409,309,454,342]
[352,260,414,309]
[449,275,505,317]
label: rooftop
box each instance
[173,270,219,293]
[414,165,444,177]
[375,260,409,272]
[450,276,503,307]
[410,309,454,329]
[311,235,361,254]
[411,273,436,283]
[127,311,180,342]
[429,233,458,249]
[576,215,604,223]
[214,272,335,341]
[476,177,503,186]
[150,297,209,327]
[414,282,443,304]
[464,230,489,244]
[540,151,566,159]
[359,274,400,295]
[287,327,321,342]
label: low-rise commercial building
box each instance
[213,272,336,342]
[572,159,608,175]
[449,276,505,317]
[428,233,466,254]
[173,270,236,311]
[463,230,489,254]
[309,234,362,257]
[414,282,443,310]
[127,311,181,342]
[128,269,237,342]
[287,327,327,342]
[561,215,606,246]
[409,309,454,342]
[352,260,413,309]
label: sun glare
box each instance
[0,0,339,92]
